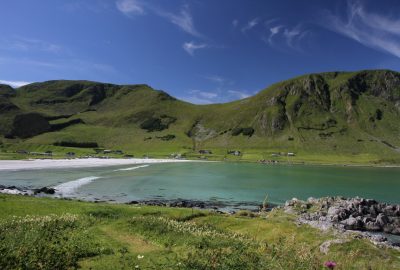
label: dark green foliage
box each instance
[9,113,51,138]
[140,118,166,132]
[53,141,99,148]
[375,109,383,120]
[156,134,176,141]
[0,215,106,270]
[140,115,176,132]
[231,127,254,137]
[50,118,84,131]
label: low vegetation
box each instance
[1,70,400,164]
[0,194,399,269]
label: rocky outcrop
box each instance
[284,197,400,235]
[282,197,400,248]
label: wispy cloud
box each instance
[183,41,207,55]
[116,0,144,16]
[204,75,235,86]
[179,74,250,104]
[323,0,400,58]
[263,21,309,51]
[266,25,284,44]
[0,56,116,75]
[0,36,63,53]
[242,18,260,33]
[155,4,202,37]
[180,88,251,104]
[193,90,218,99]
[0,79,31,88]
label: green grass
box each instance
[0,194,399,269]
[1,69,400,165]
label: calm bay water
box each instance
[0,162,399,207]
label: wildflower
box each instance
[135,265,140,269]
[324,261,337,269]
[137,255,144,259]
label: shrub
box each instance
[231,127,254,137]
[0,214,107,270]
[53,141,98,148]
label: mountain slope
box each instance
[1,70,400,164]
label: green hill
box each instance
[1,70,400,164]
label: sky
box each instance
[1,0,400,104]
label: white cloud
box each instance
[324,0,400,58]
[263,21,309,50]
[267,25,284,44]
[180,87,251,104]
[116,0,144,16]
[156,5,202,37]
[179,89,218,104]
[179,95,214,105]
[0,36,63,53]
[242,18,260,33]
[0,80,31,88]
[205,75,225,84]
[190,90,218,99]
[183,41,207,55]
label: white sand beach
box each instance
[0,158,193,171]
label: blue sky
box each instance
[1,0,400,104]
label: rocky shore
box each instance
[127,199,265,213]
[1,184,399,248]
[281,196,400,248]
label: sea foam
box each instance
[55,176,100,195]
[113,164,149,171]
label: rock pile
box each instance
[284,197,400,235]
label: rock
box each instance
[369,234,387,242]
[34,187,55,195]
[365,221,381,231]
[342,216,365,230]
[328,206,341,216]
[128,201,139,204]
[376,213,390,226]
[319,239,350,254]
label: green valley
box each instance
[1,69,400,165]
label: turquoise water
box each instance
[0,162,399,206]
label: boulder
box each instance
[365,221,381,231]
[376,213,389,226]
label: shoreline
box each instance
[0,157,195,171]
[1,157,400,170]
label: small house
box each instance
[199,150,212,154]
[103,150,112,154]
[114,150,124,155]
[228,150,241,156]
[16,150,28,154]
[287,152,296,156]
[66,152,75,156]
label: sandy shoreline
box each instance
[0,158,194,171]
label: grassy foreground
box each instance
[0,194,399,270]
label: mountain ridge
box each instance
[1,69,400,164]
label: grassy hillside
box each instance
[0,194,399,269]
[1,70,400,164]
